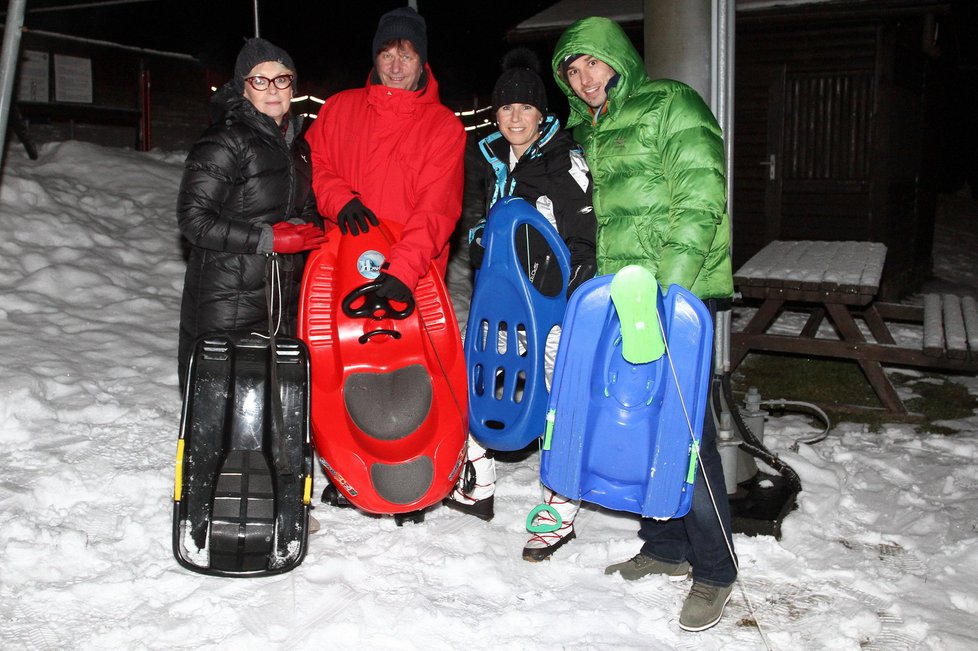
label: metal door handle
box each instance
[759,154,776,180]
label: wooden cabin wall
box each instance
[16,32,209,152]
[734,7,942,299]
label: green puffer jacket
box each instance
[552,17,733,299]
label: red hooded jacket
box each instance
[304,65,465,290]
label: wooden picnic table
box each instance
[731,240,978,415]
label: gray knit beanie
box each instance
[234,37,296,91]
[372,6,428,64]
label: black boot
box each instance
[441,459,495,520]
[394,510,425,526]
[442,494,494,520]
[321,482,353,508]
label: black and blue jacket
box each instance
[472,113,597,294]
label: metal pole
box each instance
[253,0,259,38]
[643,0,712,101]
[0,0,27,161]
[716,0,734,227]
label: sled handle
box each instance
[610,265,665,364]
[342,281,415,320]
[542,409,556,451]
[526,503,563,533]
[358,329,403,344]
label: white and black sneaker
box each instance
[522,490,580,562]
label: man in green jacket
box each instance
[552,16,737,632]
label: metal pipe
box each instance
[8,0,159,14]
[22,28,196,61]
[0,0,28,164]
[716,0,735,211]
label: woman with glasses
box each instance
[176,38,324,389]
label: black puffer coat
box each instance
[176,82,321,387]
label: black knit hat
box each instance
[492,48,547,113]
[372,6,428,64]
[234,37,296,90]
[560,53,586,73]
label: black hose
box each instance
[717,372,802,494]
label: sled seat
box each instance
[345,365,433,441]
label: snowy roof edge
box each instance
[510,0,887,35]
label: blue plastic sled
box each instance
[465,196,570,451]
[540,266,713,519]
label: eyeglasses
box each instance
[244,74,294,91]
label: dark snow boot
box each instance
[394,510,425,526]
[442,447,496,520]
[321,482,353,508]
[442,494,495,520]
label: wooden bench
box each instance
[732,240,978,416]
[872,294,978,365]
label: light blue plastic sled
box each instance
[540,266,713,519]
[465,197,570,451]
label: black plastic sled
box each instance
[172,332,314,577]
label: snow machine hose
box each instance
[717,372,802,494]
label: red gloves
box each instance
[272,222,326,254]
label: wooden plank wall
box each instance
[734,8,939,299]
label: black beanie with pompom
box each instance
[491,47,547,113]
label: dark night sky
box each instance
[10,0,978,187]
[14,0,560,105]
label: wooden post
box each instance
[138,61,151,151]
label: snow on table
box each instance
[734,240,887,298]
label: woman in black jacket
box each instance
[176,38,324,388]
[444,49,597,562]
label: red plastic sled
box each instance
[298,222,467,515]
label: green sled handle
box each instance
[526,503,563,534]
[609,265,665,364]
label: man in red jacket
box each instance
[304,6,465,301]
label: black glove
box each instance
[375,272,412,302]
[567,262,597,297]
[337,197,379,236]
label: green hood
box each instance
[551,17,648,129]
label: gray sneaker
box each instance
[679,582,733,632]
[604,553,691,581]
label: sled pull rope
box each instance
[657,312,773,651]
[264,254,293,477]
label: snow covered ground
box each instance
[1,140,977,650]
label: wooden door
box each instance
[734,64,877,262]
[776,70,876,241]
